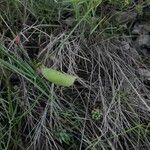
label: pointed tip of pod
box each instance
[40,66,77,87]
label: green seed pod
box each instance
[41,66,77,87]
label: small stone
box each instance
[132,24,142,35]
[121,41,130,50]
[137,68,150,77]
[116,11,137,24]
[132,22,150,49]
[137,34,150,48]
[132,23,150,35]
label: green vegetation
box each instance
[91,108,102,121]
[0,0,150,150]
[40,66,77,87]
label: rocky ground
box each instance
[118,5,150,90]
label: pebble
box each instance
[116,11,137,24]
[132,22,150,49]
[137,68,150,77]
[137,34,150,48]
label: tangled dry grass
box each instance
[1,25,150,149]
[1,0,150,150]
